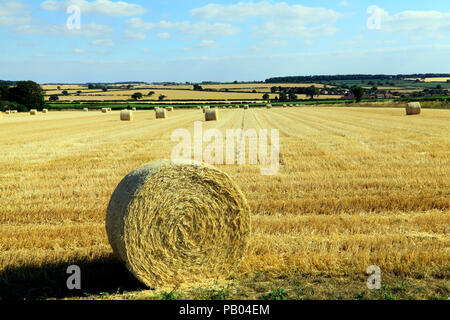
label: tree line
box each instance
[265,74,450,83]
[0,81,45,112]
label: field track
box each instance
[0,107,448,299]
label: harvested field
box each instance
[0,107,448,300]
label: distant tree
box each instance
[7,81,45,110]
[62,90,69,96]
[76,90,82,95]
[0,85,8,100]
[88,84,94,89]
[131,92,143,100]
[306,86,319,100]
[148,91,155,97]
[193,84,203,91]
[252,89,257,93]
[288,93,298,100]
[279,92,288,101]
[262,93,270,100]
[159,94,167,101]
[270,86,278,93]
[351,86,365,102]
[57,86,61,90]
[102,87,108,92]
[49,95,59,102]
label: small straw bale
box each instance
[266,104,272,109]
[196,106,202,109]
[243,105,249,109]
[42,109,48,113]
[406,102,421,115]
[205,108,219,121]
[106,160,251,288]
[83,108,89,112]
[202,106,210,113]
[156,108,167,119]
[132,107,137,111]
[30,109,37,115]
[120,109,133,121]
[166,107,173,111]
[108,108,112,112]
[102,108,109,113]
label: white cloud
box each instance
[157,32,170,39]
[340,1,350,7]
[191,2,341,23]
[124,29,147,40]
[73,48,86,54]
[249,39,287,51]
[126,18,239,37]
[0,0,31,25]
[33,53,47,58]
[254,22,339,38]
[191,2,340,39]
[15,22,113,37]
[91,39,114,46]
[40,0,147,17]
[198,40,219,48]
[374,8,450,37]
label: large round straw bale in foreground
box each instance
[406,102,421,115]
[155,108,167,119]
[120,110,133,121]
[205,108,219,121]
[106,160,251,288]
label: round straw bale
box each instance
[196,106,202,110]
[106,160,251,288]
[42,109,48,113]
[406,102,421,115]
[166,107,173,111]
[266,104,272,109]
[156,108,167,119]
[108,108,112,112]
[83,108,89,112]
[202,106,210,113]
[132,107,137,111]
[30,109,37,115]
[243,105,249,109]
[120,109,133,121]
[102,108,108,113]
[205,108,219,121]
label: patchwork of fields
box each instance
[0,107,448,300]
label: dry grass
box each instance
[0,107,448,300]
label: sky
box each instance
[1,0,450,83]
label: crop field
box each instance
[42,83,337,103]
[0,106,449,300]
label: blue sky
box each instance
[1,0,450,83]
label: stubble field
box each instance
[0,106,448,300]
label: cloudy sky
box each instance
[1,0,450,83]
